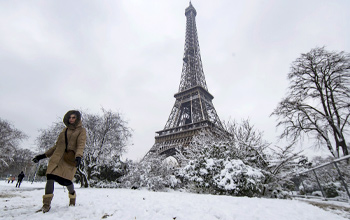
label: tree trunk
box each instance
[76,168,89,188]
[82,173,89,188]
[339,139,349,156]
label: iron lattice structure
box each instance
[146,3,226,160]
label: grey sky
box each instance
[1,0,349,161]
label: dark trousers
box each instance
[16,180,23,188]
[45,179,75,195]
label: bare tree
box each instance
[9,148,35,177]
[224,119,270,168]
[262,143,305,196]
[0,118,28,171]
[36,121,65,152]
[77,108,132,187]
[272,47,350,157]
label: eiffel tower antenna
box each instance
[145,3,226,161]
[179,2,207,92]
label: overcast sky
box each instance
[1,0,350,161]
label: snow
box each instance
[205,158,215,168]
[1,181,348,220]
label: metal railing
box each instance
[297,154,350,202]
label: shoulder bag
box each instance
[63,128,77,167]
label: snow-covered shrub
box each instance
[37,164,47,177]
[120,154,180,191]
[299,180,318,194]
[178,142,264,197]
[95,161,126,181]
[175,126,269,197]
[91,180,119,188]
[213,159,264,196]
[311,191,323,197]
[270,188,291,199]
[165,175,181,188]
[323,183,339,198]
[82,158,128,188]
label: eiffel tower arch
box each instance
[145,3,227,162]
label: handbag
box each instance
[63,128,76,167]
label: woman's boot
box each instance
[69,191,76,206]
[37,194,53,213]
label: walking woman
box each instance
[32,110,86,213]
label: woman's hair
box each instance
[63,110,82,126]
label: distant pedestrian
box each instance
[16,171,25,188]
[7,176,12,183]
[32,110,86,213]
[11,176,15,183]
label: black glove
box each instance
[32,154,46,163]
[75,157,81,167]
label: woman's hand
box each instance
[75,157,81,167]
[32,154,46,163]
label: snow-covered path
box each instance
[1,181,348,220]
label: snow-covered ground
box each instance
[1,181,349,220]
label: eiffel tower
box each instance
[146,3,226,160]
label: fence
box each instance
[295,154,350,203]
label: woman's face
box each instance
[69,114,77,124]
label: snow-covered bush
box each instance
[177,121,317,198]
[311,191,323,197]
[178,142,264,197]
[120,154,180,191]
[214,159,264,196]
[91,180,119,188]
[323,183,339,198]
[299,180,318,194]
[37,164,47,177]
[87,160,128,188]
